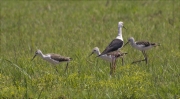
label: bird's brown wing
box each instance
[136,41,157,47]
[136,41,151,47]
[50,54,71,62]
[107,51,127,58]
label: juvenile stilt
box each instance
[124,37,160,64]
[89,47,127,75]
[31,49,72,72]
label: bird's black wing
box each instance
[99,39,123,56]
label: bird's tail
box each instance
[155,43,160,47]
[152,43,160,47]
[69,57,73,60]
[115,52,128,58]
[123,52,128,55]
[157,43,160,46]
[120,52,128,56]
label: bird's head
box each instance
[31,49,42,61]
[89,47,100,57]
[124,37,135,47]
[118,21,126,29]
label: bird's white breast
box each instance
[43,55,59,65]
[100,55,114,62]
[132,44,154,51]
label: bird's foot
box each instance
[131,59,146,64]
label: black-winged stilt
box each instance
[124,37,160,64]
[99,21,125,57]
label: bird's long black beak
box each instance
[123,41,129,47]
[31,54,37,61]
[123,26,127,30]
[88,52,94,57]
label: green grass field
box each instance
[1,1,180,98]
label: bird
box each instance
[31,49,72,72]
[124,37,160,64]
[89,47,127,75]
[98,21,126,57]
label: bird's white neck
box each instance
[130,41,136,47]
[94,51,101,56]
[95,50,110,60]
[116,26,123,40]
[38,52,45,58]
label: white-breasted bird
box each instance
[31,49,72,72]
[98,21,126,57]
[124,37,160,64]
[89,47,127,75]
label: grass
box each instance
[1,0,180,98]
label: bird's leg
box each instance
[113,58,117,73]
[112,57,116,75]
[110,63,112,70]
[110,62,113,75]
[54,66,59,73]
[109,63,112,75]
[110,58,115,75]
[122,58,124,66]
[132,51,147,64]
[142,51,148,64]
[64,62,69,72]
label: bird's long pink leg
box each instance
[113,58,117,73]
[122,58,124,66]
[110,57,115,75]
[110,56,116,75]
[109,59,112,75]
